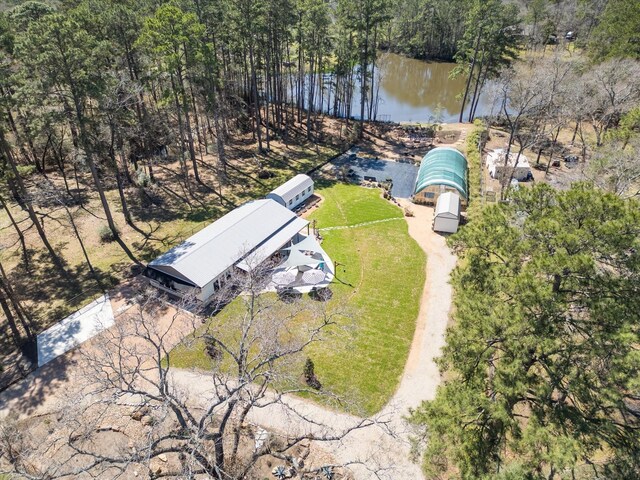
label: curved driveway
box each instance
[0,202,456,480]
[172,201,457,479]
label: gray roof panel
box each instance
[149,199,309,287]
[268,174,313,203]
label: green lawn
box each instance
[170,184,426,414]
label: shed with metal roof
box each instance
[145,199,309,304]
[267,174,314,210]
[433,192,461,233]
[414,147,468,205]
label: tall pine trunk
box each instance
[0,131,64,271]
[459,28,482,123]
[0,193,29,269]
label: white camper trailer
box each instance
[486,149,532,181]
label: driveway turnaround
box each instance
[0,203,457,480]
[172,201,457,479]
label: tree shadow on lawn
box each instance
[312,174,340,190]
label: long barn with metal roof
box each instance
[145,199,309,304]
[413,147,468,205]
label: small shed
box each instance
[433,192,461,234]
[267,174,314,210]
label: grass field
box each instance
[170,183,426,414]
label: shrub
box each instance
[303,357,322,390]
[98,225,118,243]
[465,119,488,220]
[136,168,151,187]
[257,169,274,179]
[204,337,222,362]
[16,165,36,177]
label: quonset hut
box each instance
[266,174,314,210]
[413,147,468,206]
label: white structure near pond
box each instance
[433,192,461,234]
[486,148,531,181]
[266,174,314,210]
[145,199,309,305]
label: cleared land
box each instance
[170,184,426,414]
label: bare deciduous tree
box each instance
[0,263,389,479]
[580,58,640,147]
[494,55,574,199]
[586,137,640,197]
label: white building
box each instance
[433,192,461,234]
[145,199,309,305]
[486,149,532,181]
[266,174,314,210]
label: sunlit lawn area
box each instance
[170,183,426,414]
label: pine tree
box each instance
[410,184,640,479]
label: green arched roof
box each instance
[414,147,468,199]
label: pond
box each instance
[373,52,498,123]
[300,52,500,124]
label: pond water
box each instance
[304,52,499,124]
[374,53,497,123]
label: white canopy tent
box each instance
[269,235,333,292]
[282,234,319,252]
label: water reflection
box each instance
[298,52,499,123]
[374,52,497,123]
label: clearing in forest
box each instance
[170,184,426,415]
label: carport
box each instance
[36,294,114,367]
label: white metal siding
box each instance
[149,199,308,287]
[265,192,287,207]
[267,174,314,210]
[199,281,216,303]
[433,216,459,233]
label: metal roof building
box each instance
[433,192,461,233]
[146,199,309,304]
[266,174,314,210]
[414,147,468,202]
